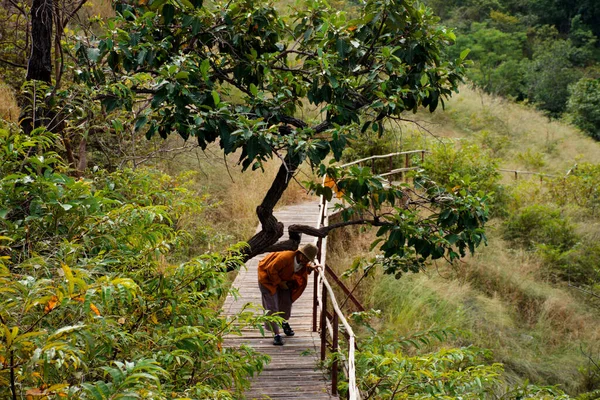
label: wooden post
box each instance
[313,269,318,332]
[421,150,425,163]
[320,284,328,361]
[332,313,339,396]
[405,153,409,169]
[514,171,518,180]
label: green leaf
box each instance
[162,4,175,25]
[459,48,470,60]
[249,83,258,97]
[211,90,220,106]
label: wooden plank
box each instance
[222,202,338,399]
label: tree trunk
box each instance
[26,0,53,82]
[21,0,53,134]
[241,153,302,262]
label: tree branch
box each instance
[62,0,89,27]
[0,58,27,69]
[6,0,28,16]
[288,218,390,238]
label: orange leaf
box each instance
[44,296,58,313]
[347,26,357,31]
[25,388,46,396]
[74,297,84,303]
[90,303,101,316]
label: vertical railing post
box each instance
[320,283,328,361]
[332,313,339,396]
[313,268,319,332]
[421,150,425,163]
[405,153,409,169]
[313,235,322,333]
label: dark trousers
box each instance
[259,283,292,335]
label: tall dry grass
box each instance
[411,85,600,174]
[0,83,19,123]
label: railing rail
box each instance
[340,150,427,168]
[313,192,359,400]
[312,149,429,399]
[498,168,557,182]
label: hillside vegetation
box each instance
[1,0,599,398]
[328,86,600,397]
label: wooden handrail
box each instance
[340,150,428,168]
[378,166,420,178]
[313,191,359,400]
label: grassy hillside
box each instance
[327,86,600,396]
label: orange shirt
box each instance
[257,250,311,302]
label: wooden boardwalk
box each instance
[222,202,337,400]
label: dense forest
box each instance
[1,0,600,398]
[428,0,600,138]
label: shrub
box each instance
[539,240,600,287]
[339,327,571,399]
[503,204,578,250]
[422,141,508,215]
[545,163,600,215]
[423,142,500,193]
[567,78,600,141]
[0,124,273,399]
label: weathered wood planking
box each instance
[222,202,338,400]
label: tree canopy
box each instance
[69,0,487,273]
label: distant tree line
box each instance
[425,0,600,139]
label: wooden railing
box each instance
[498,168,557,182]
[341,150,427,182]
[311,150,428,399]
[312,192,359,400]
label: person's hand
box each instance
[311,263,323,271]
[278,282,289,290]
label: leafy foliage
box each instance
[525,39,583,116]
[309,162,490,277]
[338,327,570,399]
[0,124,274,399]
[74,0,467,171]
[568,78,600,141]
[502,204,578,251]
